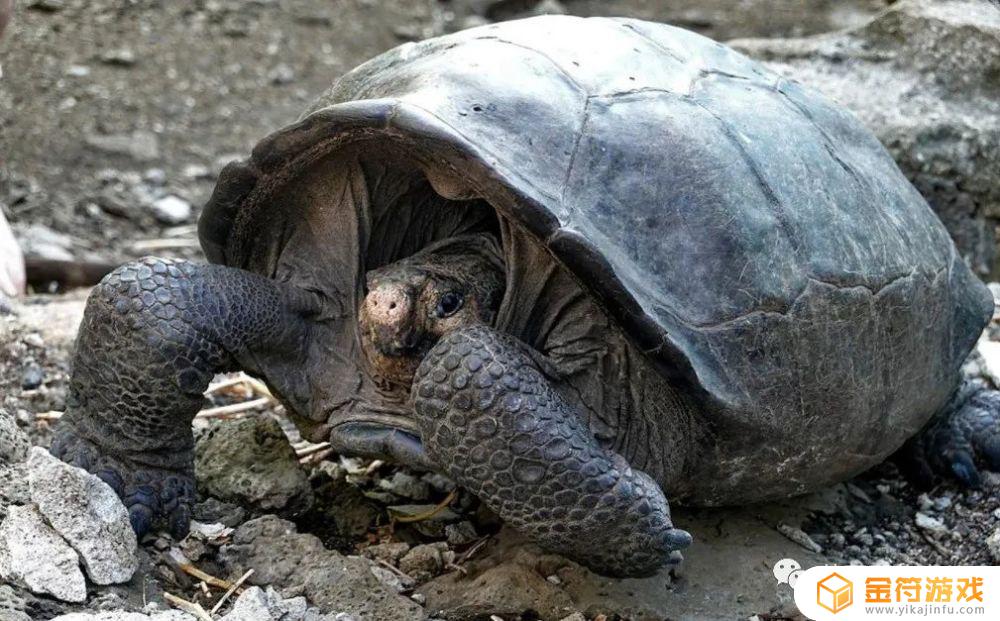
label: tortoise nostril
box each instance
[389,302,397,310]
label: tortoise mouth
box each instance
[327,417,431,469]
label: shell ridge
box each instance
[471,35,588,96]
[688,267,943,332]
[611,18,686,64]
[559,97,592,207]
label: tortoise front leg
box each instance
[51,257,319,537]
[411,325,691,577]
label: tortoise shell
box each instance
[200,16,992,500]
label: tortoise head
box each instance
[358,234,505,387]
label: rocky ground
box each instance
[3,0,1000,620]
[3,277,1000,621]
[1,0,891,284]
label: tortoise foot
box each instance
[51,429,195,538]
[900,380,1000,488]
[412,324,690,577]
[50,258,317,539]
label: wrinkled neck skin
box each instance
[358,233,505,403]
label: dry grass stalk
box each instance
[299,447,334,465]
[131,238,202,251]
[169,548,236,590]
[210,568,255,616]
[196,397,271,419]
[295,441,331,458]
[392,489,458,524]
[163,592,214,621]
[377,559,416,583]
[456,536,491,565]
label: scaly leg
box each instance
[411,325,690,577]
[899,380,1000,488]
[51,257,318,537]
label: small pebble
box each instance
[29,0,65,12]
[986,527,1000,562]
[915,512,947,534]
[151,195,192,224]
[777,523,823,553]
[100,48,137,66]
[21,364,44,390]
[143,168,167,186]
[182,163,211,179]
[445,521,478,546]
[268,64,296,85]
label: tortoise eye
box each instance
[434,292,464,318]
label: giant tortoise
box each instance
[51,16,1000,577]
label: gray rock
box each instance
[16,223,75,261]
[915,512,948,534]
[217,585,310,621]
[219,516,423,621]
[0,505,87,603]
[195,417,313,516]
[85,130,160,162]
[732,0,1000,276]
[220,586,271,621]
[0,584,29,621]
[150,195,192,225]
[399,543,448,583]
[0,409,29,464]
[362,542,411,565]
[263,586,311,621]
[378,472,431,501]
[986,527,1000,563]
[370,564,413,593]
[0,462,30,522]
[445,521,479,546]
[193,497,247,527]
[27,447,139,585]
[51,612,196,620]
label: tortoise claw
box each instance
[51,428,195,539]
[900,381,1000,489]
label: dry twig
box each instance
[392,489,458,524]
[196,397,271,419]
[169,548,236,591]
[295,441,331,458]
[163,592,214,621]
[377,559,416,583]
[131,238,202,252]
[210,568,254,616]
[457,536,491,566]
